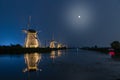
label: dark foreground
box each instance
[0,49,120,80]
[0,47,67,54]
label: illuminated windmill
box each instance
[23,53,41,72]
[23,16,40,48]
[57,43,62,48]
[23,29,40,48]
[50,40,56,48]
[49,34,56,48]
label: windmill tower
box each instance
[57,43,62,48]
[23,53,41,72]
[23,16,40,48]
[49,34,56,48]
[50,40,56,48]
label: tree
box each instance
[111,41,120,49]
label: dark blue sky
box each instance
[0,0,120,47]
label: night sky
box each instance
[0,0,120,47]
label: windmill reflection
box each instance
[50,50,62,62]
[50,51,56,59]
[57,50,62,57]
[23,52,41,72]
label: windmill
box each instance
[57,43,62,48]
[23,16,41,48]
[49,34,57,48]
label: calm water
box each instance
[0,49,120,80]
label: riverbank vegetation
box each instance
[0,44,67,54]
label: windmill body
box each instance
[24,29,40,48]
[57,43,62,48]
[49,34,56,48]
[50,40,56,48]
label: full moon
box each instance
[78,16,80,18]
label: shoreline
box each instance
[0,47,67,54]
[80,47,109,53]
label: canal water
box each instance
[0,49,120,80]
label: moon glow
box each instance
[78,16,80,18]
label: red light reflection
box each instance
[109,51,115,56]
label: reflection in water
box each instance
[57,50,62,57]
[50,51,56,59]
[1,50,120,80]
[50,50,62,59]
[23,53,41,72]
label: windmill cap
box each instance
[28,29,37,33]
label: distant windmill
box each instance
[57,43,62,48]
[49,34,57,48]
[23,16,41,48]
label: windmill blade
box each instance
[37,36,41,47]
[37,30,42,33]
[54,41,57,43]
[22,29,27,33]
[28,16,31,28]
[32,34,41,47]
